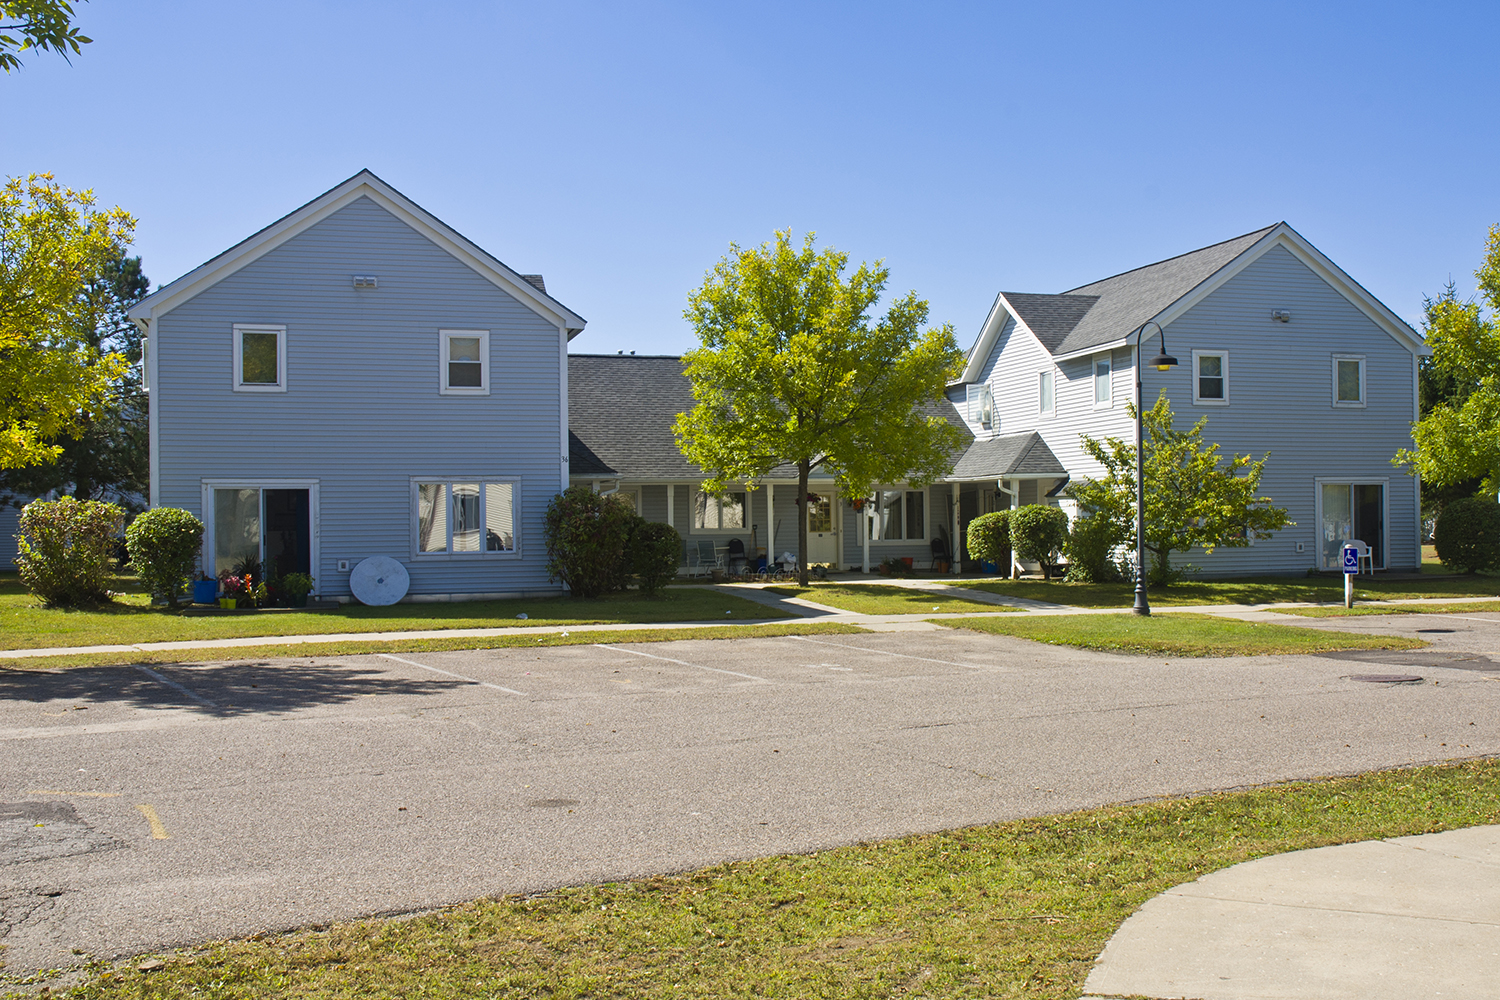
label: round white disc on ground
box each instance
[349,556,409,606]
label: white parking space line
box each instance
[133,665,217,707]
[377,654,528,696]
[593,644,769,682]
[1425,614,1500,625]
[788,634,990,669]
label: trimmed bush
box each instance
[966,510,1012,570]
[15,497,126,606]
[1065,512,1125,583]
[1434,496,1500,573]
[125,506,205,607]
[1010,504,1071,580]
[630,520,682,597]
[544,486,637,599]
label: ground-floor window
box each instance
[209,485,312,579]
[1319,481,1384,570]
[413,480,516,555]
[872,489,925,541]
[694,490,745,530]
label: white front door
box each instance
[807,496,838,567]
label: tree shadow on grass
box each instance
[0,658,470,717]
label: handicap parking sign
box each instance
[1342,544,1359,574]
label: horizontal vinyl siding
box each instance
[1138,245,1420,574]
[154,196,564,598]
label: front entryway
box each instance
[1319,482,1385,570]
[209,484,314,578]
[806,495,839,566]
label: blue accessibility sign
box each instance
[1342,544,1360,574]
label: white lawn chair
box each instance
[691,539,723,578]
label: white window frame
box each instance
[1332,354,1365,408]
[965,383,993,431]
[1092,353,1112,409]
[869,488,928,543]
[692,490,747,532]
[1314,477,1387,571]
[200,478,320,584]
[233,324,287,392]
[1192,349,1229,406]
[439,329,490,396]
[409,478,520,558]
[1038,369,1055,416]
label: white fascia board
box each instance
[1052,337,1132,363]
[954,292,1052,386]
[127,170,587,336]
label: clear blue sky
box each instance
[4,1,1497,355]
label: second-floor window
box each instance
[1193,350,1228,404]
[1333,355,1365,407]
[440,330,490,395]
[1039,370,1054,415]
[1093,354,1112,407]
[233,324,286,392]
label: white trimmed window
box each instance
[871,489,926,541]
[1093,353,1112,407]
[1039,370,1054,415]
[966,383,993,430]
[1333,355,1365,407]
[440,330,490,395]
[1193,350,1229,405]
[413,479,516,555]
[694,491,746,530]
[233,324,286,392]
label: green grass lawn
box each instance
[0,622,871,672]
[764,584,1012,616]
[956,573,1500,609]
[51,760,1500,1000]
[0,572,791,651]
[938,612,1426,656]
[1275,600,1500,618]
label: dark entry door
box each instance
[264,489,311,578]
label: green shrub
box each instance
[630,520,683,596]
[1010,504,1070,580]
[15,497,126,606]
[124,506,205,607]
[1434,496,1500,573]
[1065,512,1125,583]
[966,510,1011,570]
[544,486,637,599]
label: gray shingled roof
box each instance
[949,431,1066,480]
[999,225,1278,357]
[568,354,975,482]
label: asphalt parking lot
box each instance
[4,620,1500,972]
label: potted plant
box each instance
[218,572,250,610]
[191,572,218,606]
[281,572,315,608]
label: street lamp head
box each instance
[1149,351,1178,371]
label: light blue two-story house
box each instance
[948,223,1428,574]
[128,170,586,600]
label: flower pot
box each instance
[710,568,725,582]
[900,557,914,569]
[192,579,218,605]
[218,598,237,610]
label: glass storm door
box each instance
[1320,483,1384,570]
[214,488,311,578]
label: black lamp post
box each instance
[1132,321,1178,616]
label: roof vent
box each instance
[520,274,547,294]
[1272,310,1291,323]
[352,275,378,289]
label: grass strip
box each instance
[764,584,1013,616]
[957,575,1500,609]
[0,622,870,672]
[1274,600,1500,618]
[937,612,1426,656]
[51,759,1500,1000]
[0,573,790,651]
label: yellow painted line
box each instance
[135,803,170,839]
[26,789,121,798]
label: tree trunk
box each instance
[797,458,810,587]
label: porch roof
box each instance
[948,431,1066,481]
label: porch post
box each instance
[951,481,961,575]
[666,484,675,529]
[766,481,775,558]
[861,499,870,573]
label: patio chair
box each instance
[691,539,723,578]
[929,535,951,572]
[726,537,747,577]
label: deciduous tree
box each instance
[674,230,965,585]
[1395,225,1500,496]
[0,172,133,469]
[1070,392,1291,586]
[0,1,91,72]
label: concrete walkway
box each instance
[1082,825,1500,1000]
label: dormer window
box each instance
[967,383,993,430]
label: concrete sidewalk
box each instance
[1081,825,1500,1000]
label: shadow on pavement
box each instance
[0,659,467,717]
